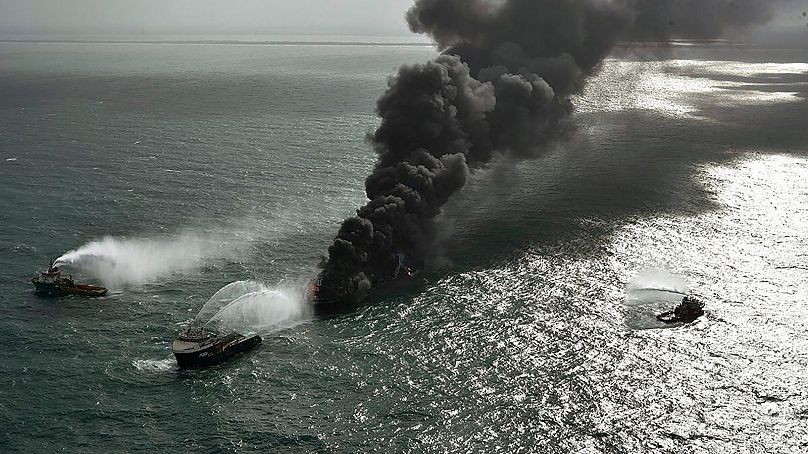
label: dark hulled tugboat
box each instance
[31,259,107,297]
[172,325,262,369]
[657,295,705,324]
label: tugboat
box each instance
[657,295,705,324]
[31,259,108,297]
[172,325,262,369]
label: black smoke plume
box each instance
[316,0,791,303]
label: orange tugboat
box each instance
[31,259,108,297]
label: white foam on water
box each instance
[132,358,175,373]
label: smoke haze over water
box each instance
[317,0,796,302]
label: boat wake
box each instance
[132,358,175,373]
[196,280,312,335]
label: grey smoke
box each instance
[629,0,783,40]
[317,0,796,303]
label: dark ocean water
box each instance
[1,40,807,453]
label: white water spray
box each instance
[54,234,232,288]
[624,268,690,307]
[53,214,310,288]
[195,280,311,334]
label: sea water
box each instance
[1,39,807,452]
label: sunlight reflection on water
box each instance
[327,152,808,452]
[577,60,808,119]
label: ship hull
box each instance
[32,281,67,297]
[656,311,702,324]
[173,334,262,369]
[32,280,107,297]
[311,271,425,316]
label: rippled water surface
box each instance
[1,41,807,453]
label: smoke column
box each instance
[317,0,792,303]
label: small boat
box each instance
[657,295,705,324]
[31,260,107,297]
[172,326,262,369]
